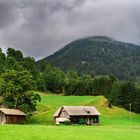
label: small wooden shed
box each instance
[54,106,101,125]
[0,108,27,124]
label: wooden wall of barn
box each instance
[59,108,69,118]
[0,111,6,124]
[5,115,26,124]
[0,111,26,124]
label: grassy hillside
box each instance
[27,92,140,125]
[37,36,140,81]
[0,93,140,140]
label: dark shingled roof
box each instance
[54,106,101,117]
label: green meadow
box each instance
[0,92,140,140]
[0,125,140,140]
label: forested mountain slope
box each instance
[37,36,140,81]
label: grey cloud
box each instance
[0,0,140,60]
[0,0,19,28]
[21,0,86,31]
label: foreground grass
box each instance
[0,124,140,140]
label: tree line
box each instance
[0,48,140,114]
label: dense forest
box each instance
[38,36,140,81]
[0,47,140,114]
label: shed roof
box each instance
[54,106,101,117]
[53,107,62,117]
[0,108,27,116]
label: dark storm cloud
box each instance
[0,0,140,60]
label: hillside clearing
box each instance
[27,92,140,125]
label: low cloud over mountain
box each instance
[0,0,140,59]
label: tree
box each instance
[0,70,40,112]
[64,70,79,95]
[92,76,113,96]
[22,57,37,79]
[36,73,47,91]
[134,89,140,113]
[109,81,121,106]
[5,57,17,70]
[77,75,93,95]
[7,48,16,58]
[15,50,23,61]
[42,64,65,93]
[0,49,6,73]
[116,82,137,111]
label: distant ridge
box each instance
[37,36,140,81]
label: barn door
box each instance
[0,114,2,124]
[0,114,6,124]
[86,118,90,125]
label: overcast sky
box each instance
[0,0,140,60]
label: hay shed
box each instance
[0,108,27,124]
[54,106,101,125]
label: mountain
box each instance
[37,36,140,81]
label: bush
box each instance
[63,120,71,125]
[79,118,86,125]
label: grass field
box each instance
[0,92,140,140]
[0,125,140,140]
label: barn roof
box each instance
[53,107,62,117]
[54,106,101,117]
[0,108,27,116]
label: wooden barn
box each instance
[53,106,101,125]
[0,108,27,124]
